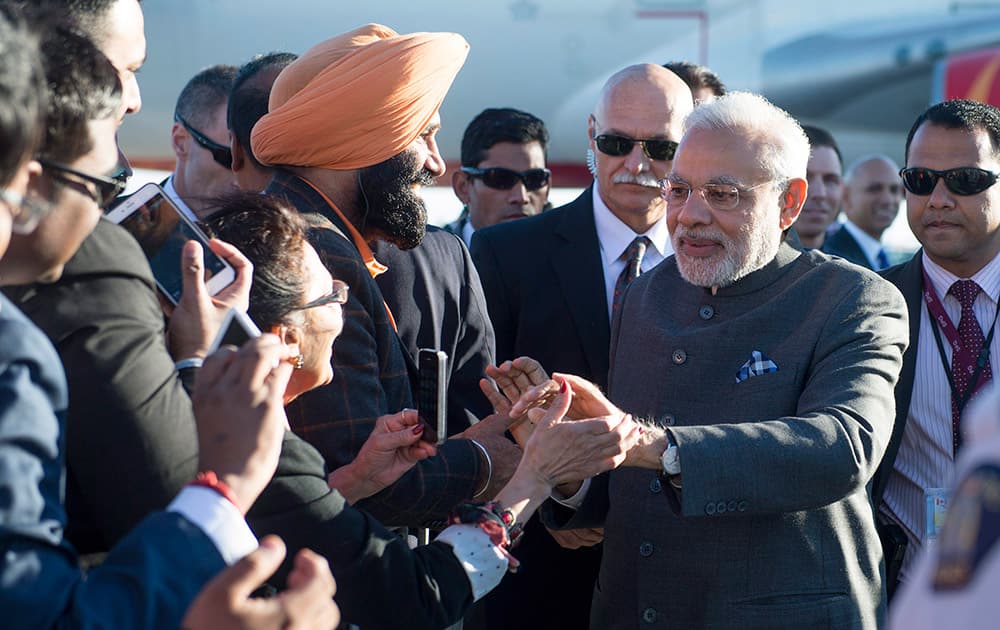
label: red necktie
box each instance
[948,279,993,453]
[612,236,650,313]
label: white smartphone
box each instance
[106,182,235,304]
[208,307,262,355]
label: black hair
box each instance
[905,99,1000,163]
[174,64,238,131]
[663,61,726,99]
[228,52,298,169]
[460,107,549,167]
[0,4,45,186]
[801,124,843,169]
[203,192,310,330]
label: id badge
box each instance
[926,487,951,540]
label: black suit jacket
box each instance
[373,226,495,431]
[2,218,199,553]
[873,253,924,506]
[823,224,874,269]
[471,187,606,630]
[267,172,483,526]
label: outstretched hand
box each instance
[328,409,437,503]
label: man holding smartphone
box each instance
[252,25,522,526]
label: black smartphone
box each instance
[208,308,262,354]
[417,349,448,444]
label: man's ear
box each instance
[587,114,597,153]
[230,136,246,175]
[171,123,188,160]
[779,178,807,231]
[452,170,471,204]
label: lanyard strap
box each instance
[922,269,999,416]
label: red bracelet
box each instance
[189,471,241,512]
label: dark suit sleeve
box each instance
[290,226,482,526]
[9,221,198,550]
[248,435,474,630]
[470,229,516,364]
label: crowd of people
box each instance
[1,1,999,628]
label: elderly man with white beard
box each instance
[533,91,910,629]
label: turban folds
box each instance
[251,24,468,170]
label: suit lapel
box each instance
[551,187,612,384]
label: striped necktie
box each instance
[612,236,651,313]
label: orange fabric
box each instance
[251,23,468,170]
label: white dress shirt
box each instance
[882,250,1000,577]
[592,180,673,321]
[163,176,199,223]
[841,219,886,269]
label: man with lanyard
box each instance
[876,99,1000,597]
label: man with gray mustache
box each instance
[470,63,693,629]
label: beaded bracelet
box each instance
[449,501,523,572]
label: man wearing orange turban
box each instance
[252,24,520,527]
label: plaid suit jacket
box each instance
[267,172,482,526]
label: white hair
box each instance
[683,91,809,182]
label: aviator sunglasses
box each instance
[175,113,233,169]
[461,166,551,191]
[899,166,999,196]
[593,132,678,162]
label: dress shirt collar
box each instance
[461,216,475,249]
[163,175,199,223]
[922,249,1000,306]
[842,219,884,267]
[591,180,671,266]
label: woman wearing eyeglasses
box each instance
[206,192,640,629]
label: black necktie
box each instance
[612,236,650,313]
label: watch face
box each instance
[661,445,681,475]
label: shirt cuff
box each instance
[168,486,258,565]
[436,524,508,601]
[551,477,591,509]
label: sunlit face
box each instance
[798,146,842,244]
[283,243,345,402]
[843,157,902,240]
[455,141,549,230]
[176,103,237,217]
[99,0,146,117]
[906,123,1000,278]
[589,78,686,229]
[0,116,119,284]
[667,127,801,288]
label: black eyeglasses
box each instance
[899,166,999,196]
[175,113,233,169]
[291,280,349,312]
[593,133,678,161]
[38,158,126,208]
[461,166,551,191]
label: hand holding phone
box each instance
[417,349,448,445]
[208,308,262,355]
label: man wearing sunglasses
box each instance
[447,107,551,246]
[166,64,238,221]
[823,154,903,270]
[875,99,1000,599]
[470,64,693,630]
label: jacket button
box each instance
[727,500,738,512]
[699,305,714,320]
[662,413,675,426]
[672,349,687,364]
[649,478,662,493]
[738,500,748,512]
[705,502,716,515]
[643,607,658,623]
[639,541,654,557]
[716,501,727,514]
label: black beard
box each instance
[358,149,433,250]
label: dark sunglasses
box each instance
[899,166,999,196]
[593,133,678,161]
[175,113,233,169]
[291,280,349,312]
[461,166,551,191]
[38,158,126,208]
